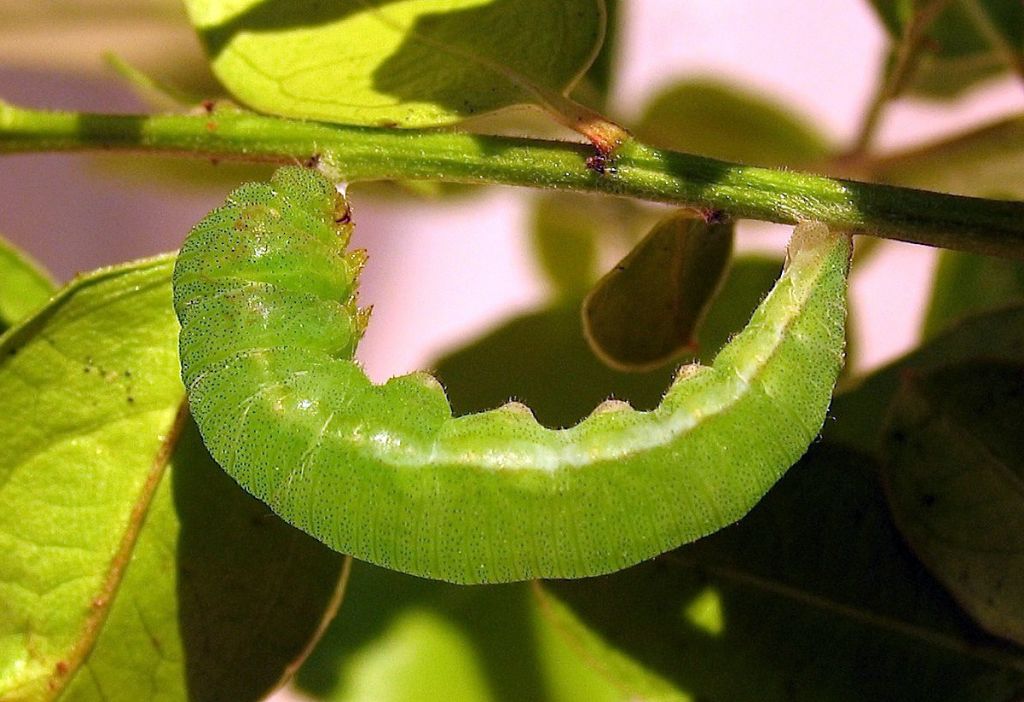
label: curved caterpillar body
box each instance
[173,167,850,584]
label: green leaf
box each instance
[873,117,1024,199]
[868,0,1024,98]
[867,0,913,34]
[539,442,1024,701]
[0,234,55,333]
[298,564,552,701]
[635,79,831,168]
[434,256,781,429]
[571,0,618,109]
[583,213,734,371]
[184,0,605,127]
[922,250,1024,339]
[530,194,602,300]
[828,304,1024,451]
[882,361,1024,647]
[0,256,344,700]
[297,559,669,701]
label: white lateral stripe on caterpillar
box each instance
[173,167,850,584]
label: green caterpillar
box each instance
[173,167,850,584]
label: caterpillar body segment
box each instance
[174,167,850,584]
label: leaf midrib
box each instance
[44,402,188,701]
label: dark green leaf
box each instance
[582,213,734,371]
[882,360,1024,646]
[636,79,831,167]
[828,304,1024,451]
[923,250,1024,339]
[572,0,619,108]
[869,0,914,34]
[868,0,1024,99]
[540,442,1024,701]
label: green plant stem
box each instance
[3,102,1024,258]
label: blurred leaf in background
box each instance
[296,562,653,702]
[829,303,1024,452]
[922,249,1024,339]
[0,0,221,97]
[530,194,602,302]
[871,117,1024,198]
[867,0,1024,98]
[636,79,831,167]
[882,360,1024,647]
[541,442,1024,702]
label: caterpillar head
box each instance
[173,166,370,378]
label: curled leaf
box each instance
[583,212,734,371]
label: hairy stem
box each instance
[3,102,1024,258]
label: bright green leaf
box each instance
[882,361,1024,647]
[922,250,1024,339]
[583,213,734,371]
[873,116,1024,199]
[0,257,183,699]
[184,0,605,127]
[0,234,55,333]
[0,256,345,700]
[539,442,1024,701]
[636,79,831,168]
